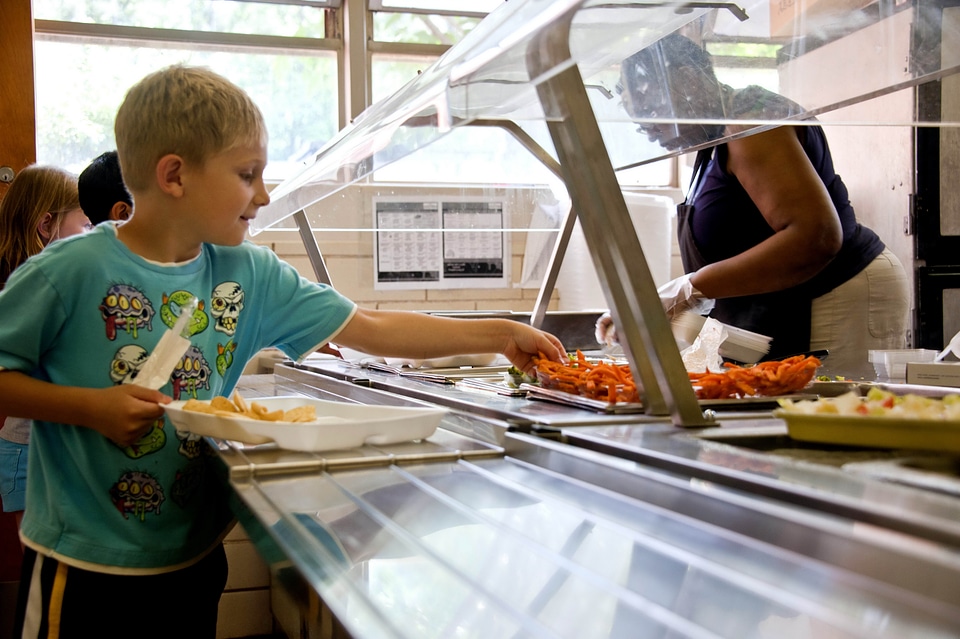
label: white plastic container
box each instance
[868,349,939,381]
[671,312,772,364]
[555,193,674,311]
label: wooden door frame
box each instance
[0,0,37,199]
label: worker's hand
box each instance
[658,273,714,320]
[595,312,617,346]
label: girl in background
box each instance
[0,165,91,530]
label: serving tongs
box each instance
[130,296,198,390]
[400,366,511,385]
[520,383,646,414]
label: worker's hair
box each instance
[621,33,717,100]
[0,165,80,287]
[115,64,267,191]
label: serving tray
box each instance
[522,384,815,414]
[521,384,645,413]
[774,409,960,453]
[164,396,447,452]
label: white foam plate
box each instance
[164,396,447,452]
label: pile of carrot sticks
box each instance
[688,354,822,400]
[535,352,822,403]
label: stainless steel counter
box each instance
[224,369,960,639]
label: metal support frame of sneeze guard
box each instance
[293,209,333,285]
[525,10,707,426]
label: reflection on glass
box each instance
[258,459,957,638]
[618,34,802,152]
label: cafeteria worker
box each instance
[616,33,909,379]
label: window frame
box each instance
[32,1,679,188]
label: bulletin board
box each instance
[373,197,509,290]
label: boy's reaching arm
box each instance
[333,309,566,374]
[0,370,170,447]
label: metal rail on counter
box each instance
[218,371,960,639]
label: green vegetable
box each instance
[503,366,537,388]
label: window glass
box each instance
[371,53,437,104]
[33,0,327,38]
[34,39,337,179]
[369,54,672,187]
[372,125,560,185]
[372,11,482,44]
[708,42,780,93]
[374,1,501,12]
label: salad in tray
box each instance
[778,387,960,419]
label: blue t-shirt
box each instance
[0,223,356,571]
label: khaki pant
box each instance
[809,248,909,380]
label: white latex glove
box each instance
[657,273,715,320]
[595,312,617,346]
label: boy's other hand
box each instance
[87,385,172,447]
[503,325,565,376]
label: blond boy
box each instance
[0,64,564,638]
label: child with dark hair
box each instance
[78,150,133,225]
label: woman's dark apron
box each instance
[677,148,812,360]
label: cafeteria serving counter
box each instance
[221,367,960,639]
[230,1,960,634]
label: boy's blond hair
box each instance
[115,64,267,192]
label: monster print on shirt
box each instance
[171,345,212,400]
[160,290,209,336]
[109,344,149,384]
[122,422,167,459]
[108,344,168,459]
[100,283,155,340]
[175,429,205,460]
[171,460,208,509]
[210,282,244,336]
[110,470,164,521]
[169,450,219,510]
[216,340,237,377]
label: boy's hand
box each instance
[85,385,171,447]
[502,325,565,376]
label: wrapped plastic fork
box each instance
[130,296,198,390]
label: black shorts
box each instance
[13,543,227,639]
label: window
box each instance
[32,0,675,187]
[370,0,500,13]
[33,0,336,179]
[367,2,672,187]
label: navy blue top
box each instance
[680,89,884,358]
